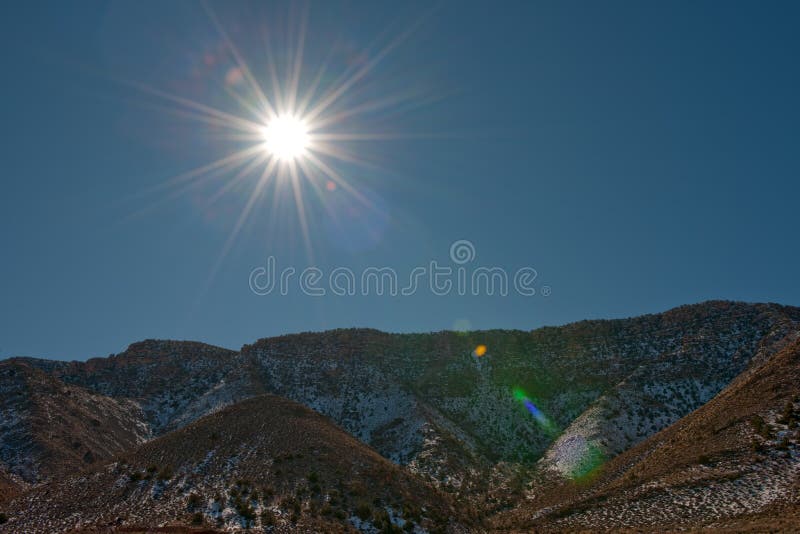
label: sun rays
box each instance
[121,1,436,283]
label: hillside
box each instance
[0,361,148,489]
[1,395,465,533]
[16,340,251,435]
[494,337,800,531]
[0,300,798,531]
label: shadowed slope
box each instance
[0,361,148,490]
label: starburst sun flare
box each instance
[261,115,310,162]
[128,3,431,276]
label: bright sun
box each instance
[262,115,309,162]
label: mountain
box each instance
[0,300,798,531]
[0,360,148,487]
[16,340,249,435]
[2,395,464,533]
[492,336,800,531]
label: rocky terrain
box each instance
[492,337,800,531]
[4,395,463,533]
[0,361,148,485]
[0,300,798,532]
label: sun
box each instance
[134,3,425,270]
[261,115,310,162]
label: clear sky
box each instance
[1,1,798,360]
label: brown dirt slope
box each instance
[497,337,800,532]
[1,394,470,533]
[0,360,148,489]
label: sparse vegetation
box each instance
[355,501,373,521]
[260,509,276,526]
[156,466,172,481]
[281,496,301,514]
[750,415,771,439]
[186,493,202,511]
[3,304,799,533]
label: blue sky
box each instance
[1,1,798,360]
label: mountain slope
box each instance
[244,301,799,492]
[1,394,467,533]
[497,336,800,531]
[3,300,799,530]
[17,340,250,435]
[0,360,148,487]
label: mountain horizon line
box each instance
[6,298,798,363]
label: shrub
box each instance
[348,481,367,497]
[372,509,391,529]
[355,501,372,521]
[0,513,7,524]
[157,467,172,481]
[779,401,796,425]
[750,415,771,439]
[129,472,143,482]
[232,495,256,521]
[191,512,203,525]
[698,454,712,465]
[327,489,341,506]
[402,502,421,522]
[281,496,301,514]
[308,471,319,483]
[260,509,276,526]
[187,493,202,511]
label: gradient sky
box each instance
[1,0,798,360]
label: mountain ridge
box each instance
[1,300,798,531]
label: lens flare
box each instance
[261,115,309,162]
[513,387,605,480]
[512,387,557,436]
[548,434,605,483]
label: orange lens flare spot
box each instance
[473,344,487,357]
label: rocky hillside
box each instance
[16,341,251,435]
[0,300,798,531]
[0,361,148,487]
[2,395,466,534]
[493,336,800,531]
[245,301,799,493]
